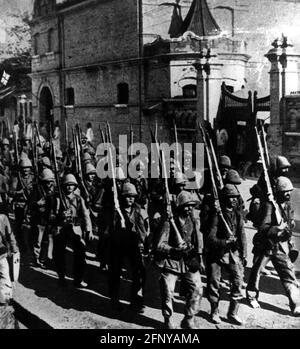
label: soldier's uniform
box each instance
[155,191,203,329]
[29,169,56,266]
[246,177,300,315]
[96,167,127,271]
[0,214,19,305]
[108,183,148,313]
[83,163,103,234]
[52,174,92,287]
[9,158,34,256]
[206,184,247,325]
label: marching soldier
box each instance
[83,163,103,233]
[246,177,300,315]
[0,138,13,171]
[29,168,56,267]
[129,160,148,209]
[206,184,247,325]
[0,214,19,305]
[224,169,246,217]
[108,182,148,313]
[96,167,127,271]
[9,158,34,257]
[155,190,204,329]
[219,155,232,180]
[52,174,93,288]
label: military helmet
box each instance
[219,155,231,168]
[40,168,55,182]
[121,182,138,197]
[63,174,78,186]
[225,169,242,185]
[85,163,96,175]
[2,138,9,146]
[83,152,92,162]
[42,156,51,167]
[276,176,293,192]
[174,172,188,185]
[176,190,197,207]
[276,156,291,170]
[37,147,44,156]
[19,158,32,168]
[222,184,239,197]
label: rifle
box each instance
[12,131,28,201]
[33,121,42,148]
[129,124,133,159]
[198,122,234,239]
[32,126,45,199]
[260,123,270,168]
[255,126,282,225]
[106,122,126,229]
[149,124,162,177]
[172,119,180,170]
[99,125,105,144]
[65,118,69,148]
[161,150,186,248]
[207,132,223,189]
[74,124,91,204]
[51,139,67,211]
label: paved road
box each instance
[12,178,300,329]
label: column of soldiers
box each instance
[0,121,299,328]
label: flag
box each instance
[1,70,10,86]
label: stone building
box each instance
[29,0,300,169]
[29,0,250,147]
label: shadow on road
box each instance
[18,259,163,329]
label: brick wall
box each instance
[63,0,139,68]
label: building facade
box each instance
[29,0,300,168]
[30,0,251,147]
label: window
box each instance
[29,102,33,117]
[65,88,75,105]
[182,84,197,98]
[117,83,129,104]
[34,33,40,55]
[48,28,54,52]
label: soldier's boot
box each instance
[164,317,175,329]
[227,300,244,326]
[246,290,261,309]
[210,302,221,324]
[181,316,196,329]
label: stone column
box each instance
[265,43,283,155]
[193,61,206,124]
[206,62,223,126]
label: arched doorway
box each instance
[39,86,54,131]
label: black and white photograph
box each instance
[0,0,300,335]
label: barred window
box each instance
[182,84,197,98]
